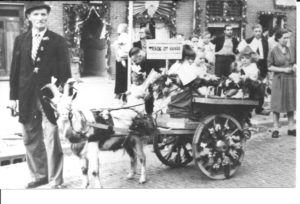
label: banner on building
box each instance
[146,39,183,60]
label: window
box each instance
[0,9,19,17]
[206,0,242,17]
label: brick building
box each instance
[0,0,296,79]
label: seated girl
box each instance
[225,46,260,98]
[166,44,197,118]
[192,51,219,96]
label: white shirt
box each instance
[240,63,259,81]
[168,61,197,86]
[249,38,264,59]
[32,28,47,39]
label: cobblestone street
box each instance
[0,77,297,189]
[0,124,295,189]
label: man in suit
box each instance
[211,24,239,77]
[245,24,269,115]
[9,2,71,188]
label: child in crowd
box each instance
[225,46,259,98]
[198,31,215,64]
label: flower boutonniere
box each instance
[42,36,49,41]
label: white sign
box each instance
[146,39,183,60]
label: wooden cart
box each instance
[153,96,258,179]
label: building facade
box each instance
[0,0,296,79]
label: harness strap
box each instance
[91,103,144,112]
[69,110,90,136]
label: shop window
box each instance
[0,9,19,17]
[206,0,242,17]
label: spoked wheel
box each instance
[192,114,246,179]
[153,133,193,168]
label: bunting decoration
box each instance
[133,1,177,37]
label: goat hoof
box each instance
[81,183,89,189]
[126,172,136,180]
[139,177,146,184]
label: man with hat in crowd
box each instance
[9,2,71,188]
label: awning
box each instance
[274,0,296,8]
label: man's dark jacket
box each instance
[10,29,71,124]
[211,35,239,54]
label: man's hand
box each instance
[8,100,18,117]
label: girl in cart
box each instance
[226,46,263,100]
[166,44,197,118]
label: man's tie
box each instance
[31,34,42,61]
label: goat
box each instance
[41,78,156,188]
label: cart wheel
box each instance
[153,133,193,168]
[192,114,246,179]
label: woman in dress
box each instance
[114,23,130,99]
[268,29,296,138]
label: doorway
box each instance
[259,14,285,33]
[80,11,107,76]
[0,5,23,78]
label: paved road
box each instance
[0,77,296,189]
[0,125,295,189]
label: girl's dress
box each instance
[167,61,196,118]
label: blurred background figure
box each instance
[198,31,215,73]
[211,24,239,77]
[133,27,153,52]
[114,23,130,100]
[189,34,199,52]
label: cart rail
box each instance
[192,97,259,106]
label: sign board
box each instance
[146,39,183,60]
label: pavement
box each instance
[0,76,295,189]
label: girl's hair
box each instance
[274,28,289,42]
[252,24,262,30]
[180,44,196,62]
[201,30,211,38]
[238,46,258,63]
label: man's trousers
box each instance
[22,98,63,186]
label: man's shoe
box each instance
[272,130,279,138]
[26,178,48,189]
[287,129,296,136]
[51,184,65,189]
[256,109,270,116]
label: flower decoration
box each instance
[42,37,50,41]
